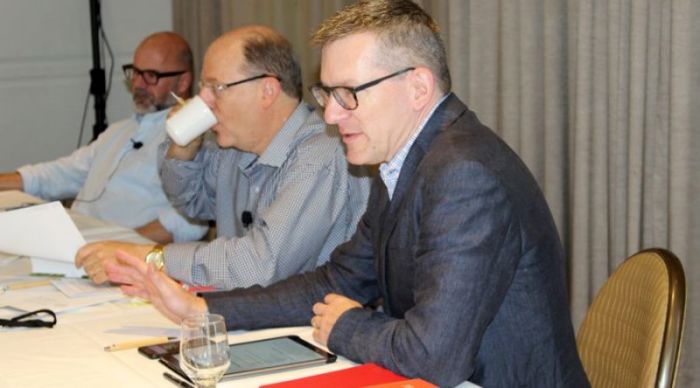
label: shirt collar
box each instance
[379,94,448,198]
[133,108,170,124]
[129,108,171,145]
[255,102,314,168]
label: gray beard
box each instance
[132,89,176,114]
[133,99,175,115]
[133,102,157,115]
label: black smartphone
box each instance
[138,340,180,359]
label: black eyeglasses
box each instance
[199,74,281,99]
[0,309,56,329]
[309,67,415,111]
[122,64,187,86]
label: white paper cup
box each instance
[166,96,217,146]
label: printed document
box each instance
[0,201,86,277]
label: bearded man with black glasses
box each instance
[0,32,207,253]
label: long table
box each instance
[0,283,353,387]
[0,198,355,387]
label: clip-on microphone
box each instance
[241,211,253,228]
[130,139,143,149]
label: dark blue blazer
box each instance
[206,94,589,387]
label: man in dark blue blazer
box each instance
[106,0,589,386]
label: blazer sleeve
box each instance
[203,179,384,328]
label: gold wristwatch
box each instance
[144,245,165,270]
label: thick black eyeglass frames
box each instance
[309,67,415,110]
[122,64,187,85]
[0,309,56,328]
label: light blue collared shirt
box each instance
[160,103,371,289]
[19,109,207,242]
[379,95,448,199]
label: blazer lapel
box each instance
[380,94,467,237]
[374,179,391,301]
[376,94,467,310]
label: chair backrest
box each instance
[576,248,686,388]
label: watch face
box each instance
[145,247,164,270]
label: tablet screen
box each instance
[160,335,336,380]
[228,336,328,372]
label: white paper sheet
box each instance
[30,257,85,278]
[0,201,86,264]
[1,291,125,313]
[52,278,122,298]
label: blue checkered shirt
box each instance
[159,103,371,289]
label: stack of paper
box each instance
[3,278,125,313]
[0,201,86,277]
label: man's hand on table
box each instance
[105,250,207,324]
[311,293,361,346]
[75,241,153,284]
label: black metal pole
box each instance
[89,0,107,140]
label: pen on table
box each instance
[170,91,186,106]
[30,272,65,278]
[163,372,194,388]
[103,336,175,352]
[0,278,54,291]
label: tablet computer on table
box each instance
[159,335,337,381]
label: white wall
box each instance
[0,0,172,171]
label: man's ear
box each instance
[408,67,435,111]
[260,77,281,109]
[177,71,194,98]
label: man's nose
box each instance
[198,87,216,107]
[322,95,350,125]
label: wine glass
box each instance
[179,313,230,388]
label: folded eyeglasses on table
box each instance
[0,309,56,328]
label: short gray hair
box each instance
[312,0,451,93]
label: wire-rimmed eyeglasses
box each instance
[199,74,281,99]
[122,64,187,86]
[309,67,415,111]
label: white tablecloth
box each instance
[0,282,356,388]
[0,196,355,388]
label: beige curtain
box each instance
[566,1,699,384]
[172,0,699,384]
[172,0,355,99]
